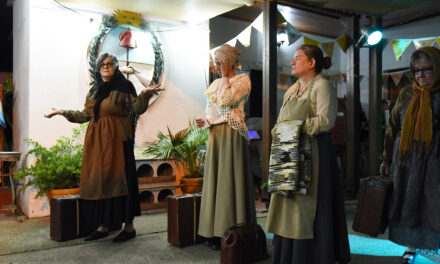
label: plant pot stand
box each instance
[0,152,21,214]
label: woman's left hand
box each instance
[144,84,165,94]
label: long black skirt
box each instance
[80,141,141,235]
[272,133,351,264]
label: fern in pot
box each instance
[144,122,208,194]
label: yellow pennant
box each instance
[303,36,319,46]
[436,38,440,47]
[336,35,348,52]
[321,42,335,58]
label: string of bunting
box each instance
[391,36,440,61]
[210,11,348,57]
[210,9,440,71]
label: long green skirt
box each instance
[198,124,256,238]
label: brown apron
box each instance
[80,96,128,200]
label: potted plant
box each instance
[144,122,209,194]
[15,125,85,203]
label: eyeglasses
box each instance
[99,62,114,69]
[413,66,433,74]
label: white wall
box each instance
[13,0,33,217]
[135,21,208,145]
[13,0,208,217]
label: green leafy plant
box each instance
[15,125,86,198]
[144,122,209,178]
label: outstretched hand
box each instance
[144,84,165,94]
[44,107,63,118]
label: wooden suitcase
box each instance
[352,176,393,237]
[50,194,84,241]
[167,193,202,246]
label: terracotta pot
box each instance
[46,187,80,206]
[180,178,203,194]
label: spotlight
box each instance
[277,30,288,47]
[355,26,383,48]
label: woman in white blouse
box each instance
[196,44,256,250]
[266,44,350,264]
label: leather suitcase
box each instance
[167,193,202,246]
[50,194,84,241]
[220,223,268,264]
[352,176,393,237]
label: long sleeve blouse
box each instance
[61,89,153,141]
[282,75,337,135]
[205,73,251,139]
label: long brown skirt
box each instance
[198,124,256,238]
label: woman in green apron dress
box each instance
[266,44,350,264]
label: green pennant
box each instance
[286,22,302,46]
[391,39,412,61]
[277,10,286,25]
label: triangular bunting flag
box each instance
[436,38,440,47]
[277,10,286,25]
[279,73,289,84]
[321,42,335,58]
[236,26,252,47]
[303,36,319,46]
[286,22,302,46]
[336,35,348,53]
[413,38,436,49]
[382,75,389,83]
[226,38,237,47]
[391,73,404,86]
[251,14,263,33]
[342,73,347,83]
[391,39,412,61]
[333,73,341,82]
[359,75,364,82]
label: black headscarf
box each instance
[92,70,137,121]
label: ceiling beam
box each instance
[277,0,351,19]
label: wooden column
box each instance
[368,16,383,176]
[345,15,361,197]
[261,1,278,186]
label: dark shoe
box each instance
[401,250,415,264]
[211,237,221,251]
[112,230,136,243]
[84,230,108,241]
[203,239,213,248]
